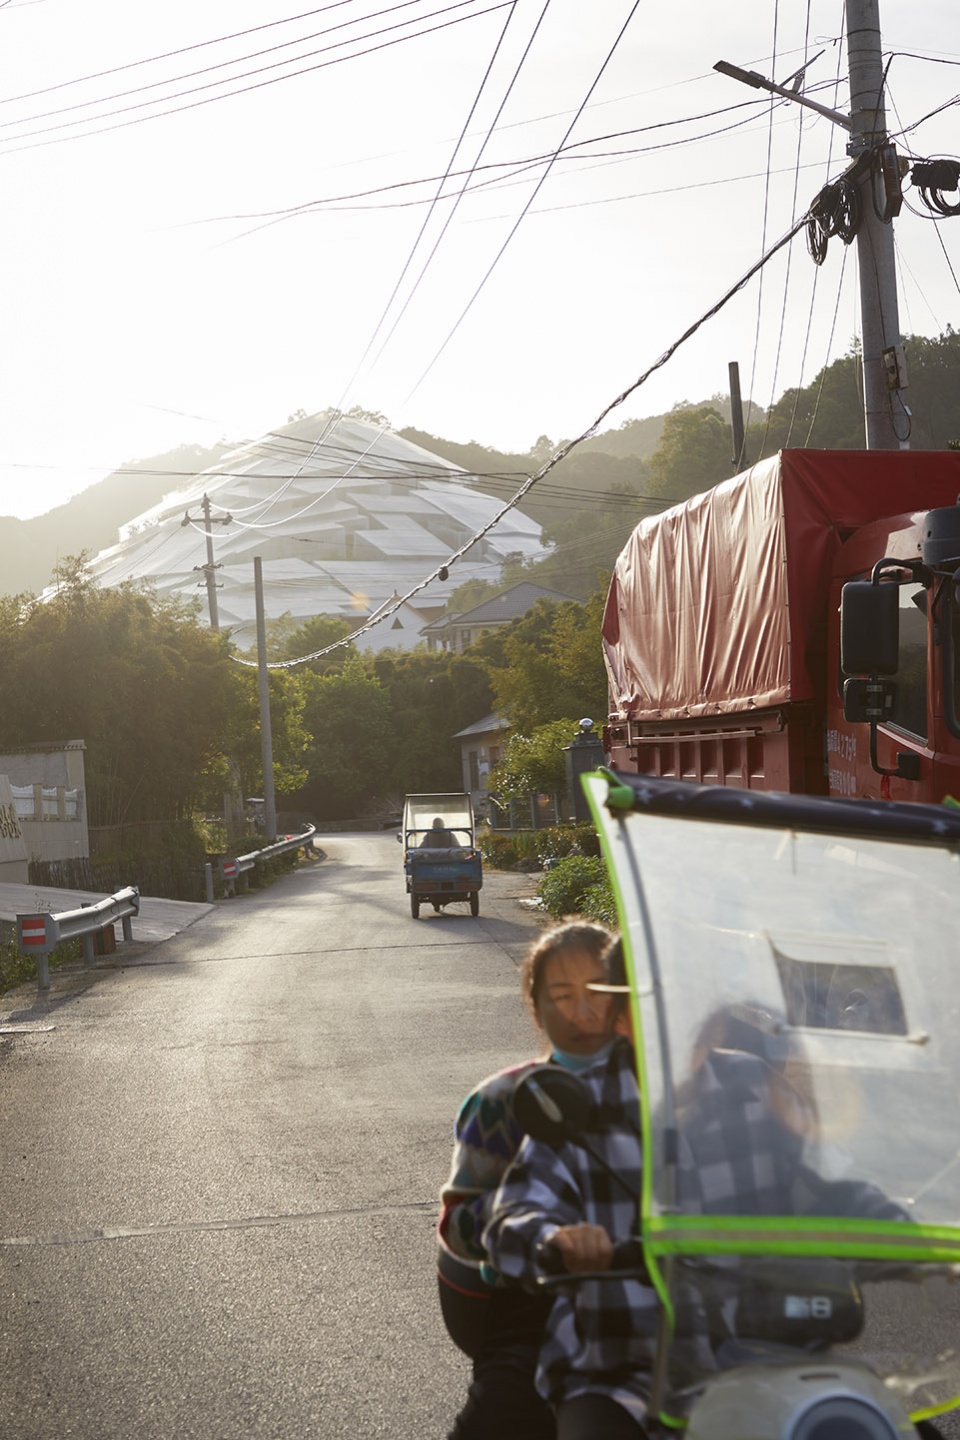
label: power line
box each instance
[238,205,811,671]
[0,2,512,154]
[401,0,644,406]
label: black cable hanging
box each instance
[910,157,960,218]
[806,177,860,265]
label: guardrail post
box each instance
[17,914,57,994]
[81,932,96,967]
[121,912,134,942]
[220,857,238,898]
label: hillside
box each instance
[0,442,228,596]
[0,416,669,599]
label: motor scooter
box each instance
[513,771,960,1440]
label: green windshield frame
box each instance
[583,768,960,1426]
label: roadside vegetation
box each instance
[6,332,959,914]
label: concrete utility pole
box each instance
[181,493,232,631]
[845,0,907,449]
[253,556,278,840]
[716,0,909,451]
[728,360,746,472]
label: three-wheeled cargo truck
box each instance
[399,792,482,918]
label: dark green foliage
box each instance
[475,594,608,733]
[271,612,357,671]
[0,559,241,826]
[0,935,82,998]
[536,854,614,921]
[532,824,600,862]
[297,657,394,818]
[369,648,494,794]
[477,832,519,868]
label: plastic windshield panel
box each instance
[583,772,960,1265]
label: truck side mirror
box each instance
[840,580,899,676]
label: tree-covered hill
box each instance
[5,327,960,601]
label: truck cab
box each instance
[830,501,960,803]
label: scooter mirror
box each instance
[513,1065,594,1146]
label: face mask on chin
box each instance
[550,1040,615,1073]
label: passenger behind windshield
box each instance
[673,1002,909,1223]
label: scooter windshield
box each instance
[584,772,960,1421]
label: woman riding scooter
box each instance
[484,942,930,1440]
[439,919,617,1440]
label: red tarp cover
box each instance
[602,449,960,722]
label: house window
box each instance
[489,746,501,767]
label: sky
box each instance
[1,0,958,520]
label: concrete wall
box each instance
[0,773,29,882]
[0,742,89,864]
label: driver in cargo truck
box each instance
[420,816,458,848]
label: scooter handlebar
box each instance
[534,1236,648,1282]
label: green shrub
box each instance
[512,830,541,861]
[533,824,600,863]
[478,833,519,868]
[0,935,83,998]
[578,881,619,927]
[536,854,614,920]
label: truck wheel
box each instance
[470,892,479,917]
[411,893,420,919]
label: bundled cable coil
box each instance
[910,158,960,218]
[806,177,861,266]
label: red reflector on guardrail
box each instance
[19,917,47,946]
[222,860,237,878]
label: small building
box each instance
[0,740,89,865]
[352,593,446,655]
[421,582,579,654]
[453,713,509,818]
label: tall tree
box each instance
[648,404,733,504]
[0,558,240,825]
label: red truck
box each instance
[601,449,960,803]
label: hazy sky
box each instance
[1,0,958,519]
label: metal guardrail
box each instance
[14,827,317,990]
[219,825,316,897]
[17,886,141,993]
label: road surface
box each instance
[0,832,544,1439]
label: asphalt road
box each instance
[4,835,959,1439]
[0,833,545,1440]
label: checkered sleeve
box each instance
[439,1062,537,1261]
[482,1134,586,1285]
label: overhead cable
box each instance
[235,208,809,671]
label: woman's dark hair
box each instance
[520,918,614,1019]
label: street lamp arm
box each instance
[714,59,851,129]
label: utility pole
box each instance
[845,0,907,449]
[253,556,278,841]
[716,0,909,450]
[728,361,746,472]
[181,493,232,631]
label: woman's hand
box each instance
[549,1224,614,1273]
